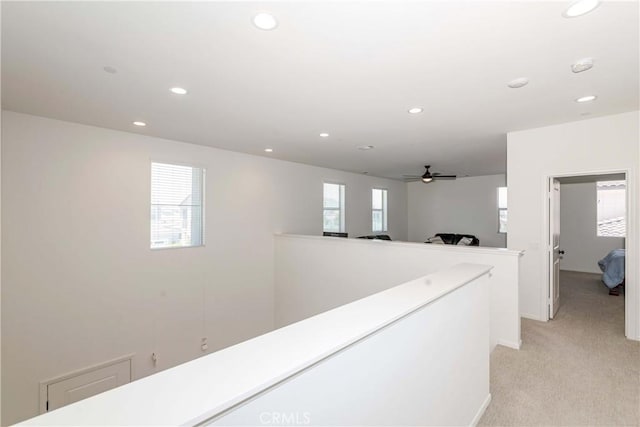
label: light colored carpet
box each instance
[479,270,640,426]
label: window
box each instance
[597,180,626,237]
[323,182,345,233]
[372,188,388,232]
[151,162,205,249]
[498,187,508,233]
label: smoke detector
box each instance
[572,58,594,73]
[508,77,529,89]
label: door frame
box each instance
[548,178,561,319]
[542,169,637,340]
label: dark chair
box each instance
[357,234,392,241]
[323,232,348,238]
[426,233,479,246]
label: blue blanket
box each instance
[598,249,625,289]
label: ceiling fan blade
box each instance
[406,166,457,182]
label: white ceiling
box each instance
[2,1,638,180]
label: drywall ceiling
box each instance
[2,1,638,179]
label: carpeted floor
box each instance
[479,270,640,426]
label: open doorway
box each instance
[547,172,628,335]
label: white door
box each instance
[549,178,561,318]
[46,359,131,412]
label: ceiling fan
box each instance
[403,165,457,183]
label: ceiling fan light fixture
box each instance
[404,165,457,183]
[421,165,433,183]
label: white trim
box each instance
[279,233,524,257]
[371,187,388,233]
[560,267,605,274]
[497,186,508,234]
[626,168,639,340]
[496,339,522,350]
[322,181,346,233]
[149,157,208,171]
[521,312,545,322]
[39,353,135,414]
[150,162,205,250]
[469,394,492,427]
[542,169,638,341]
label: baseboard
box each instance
[497,339,522,350]
[560,268,602,275]
[625,331,640,341]
[469,393,492,427]
[520,312,545,321]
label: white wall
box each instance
[0,14,3,422]
[274,234,522,351]
[560,182,625,274]
[0,111,408,425]
[18,264,491,426]
[212,275,490,427]
[507,111,639,339]
[407,174,507,248]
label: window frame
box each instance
[498,186,507,234]
[150,161,206,250]
[596,180,626,238]
[323,182,346,233]
[371,188,388,233]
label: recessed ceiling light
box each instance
[576,95,597,103]
[103,66,117,74]
[170,87,188,95]
[253,12,278,30]
[319,133,330,138]
[563,0,601,18]
[264,148,273,153]
[508,77,529,89]
[408,107,423,114]
[133,121,147,127]
[572,58,594,73]
[357,145,374,151]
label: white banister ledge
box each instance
[280,233,524,257]
[18,263,493,427]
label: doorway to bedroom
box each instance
[549,172,627,336]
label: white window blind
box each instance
[597,180,626,237]
[498,187,507,233]
[151,162,205,249]
[372,188,388,232]
[323,183,345,233]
